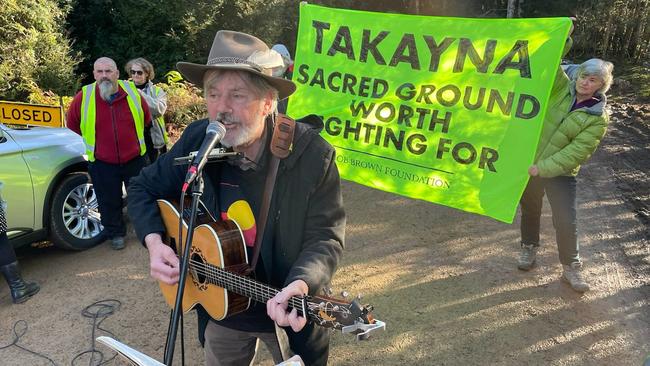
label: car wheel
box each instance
[49,173,104,250]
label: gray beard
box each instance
[221,132,252,149]
[98,80,117,101]
[220,124,254,148]
[216,112,256,149]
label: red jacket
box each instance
[66,83,151,164]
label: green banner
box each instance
[287,4,571,223]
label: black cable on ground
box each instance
[0,319,57,365]
[71,299,122,366]
[0,298,122,366]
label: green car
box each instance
[0,123,104,250]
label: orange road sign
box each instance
[0,100,64,128]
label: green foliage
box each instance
[471,0,650,62]
[54,0,647,124]
[27,86,74,110]
[616,64,650,99]
[158,81,206,127]
[66,0,295,85]
[0,0,81,101]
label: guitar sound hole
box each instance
[191,253,206,283]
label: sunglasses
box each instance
[130,70,144,76]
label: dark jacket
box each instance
[127,115,345,365]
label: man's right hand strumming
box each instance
[145,233,180,285]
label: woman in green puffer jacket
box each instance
[517,58,614,293]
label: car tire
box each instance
[49,173,104,250]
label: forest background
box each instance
[1,0,649,127]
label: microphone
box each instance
[182,121,227,192]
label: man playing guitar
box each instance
[127,30,345,366]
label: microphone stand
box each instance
[163,174,204,366]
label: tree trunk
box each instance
[638,24,650,62]
[601,4,616,58]
[630,0,650,59]
[507,0,516,18]
[621,0,639,57]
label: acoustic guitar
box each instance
[156,199,385,340]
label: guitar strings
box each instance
[183,258,312,315]
[185,261,353,321]
[186,259,353,317]
[186,259,303,307]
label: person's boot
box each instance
[517,244,538,271]
[561,262,590,293]
[0,261,40,304]
[111,236,125,250]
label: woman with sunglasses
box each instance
[125,58,169,162]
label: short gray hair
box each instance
[576,58,614,94]
[203,70,278,113]
[94,57,117,70]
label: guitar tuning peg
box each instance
[324,287,333,296]
[340,291,349,298]
[356,293,363,300]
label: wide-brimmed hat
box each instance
[177,30,296,100]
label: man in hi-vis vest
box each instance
[67,57,152,250]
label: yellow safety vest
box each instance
[80,80,146,161]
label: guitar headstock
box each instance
[303,293,385,341]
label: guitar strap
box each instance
[247,113,295,274]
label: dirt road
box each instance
[1,99,648,365]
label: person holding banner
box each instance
[518,57,613,293]
[127,31,345,365]
[66,57,152,250]
[125,57,169,162]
